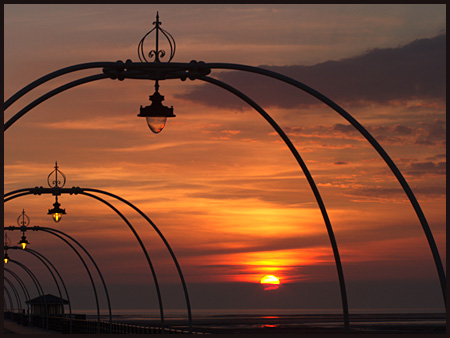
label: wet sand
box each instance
[114,312,446,334]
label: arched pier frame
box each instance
[6,246,73,332]
[5,185,189,332]
[4,225,109,333]
[4,60,446,330]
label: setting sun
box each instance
[260,275,280,285]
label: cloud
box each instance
[404,161,446,177]
[177,35,445,109]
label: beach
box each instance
[106,311,446,334]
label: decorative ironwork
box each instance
[17,209,30,227]
[138,12,176,63]
[47,161,66,188]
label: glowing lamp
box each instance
[18,236,29,250]
[138,90,175,133]
[48,199,66,223]
[4,253,9,264]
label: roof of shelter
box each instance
[25,294,69,305]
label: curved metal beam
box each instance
[4,62,118,110]
[3,61,194,111]
[9,259,48,328]
[4,226,103,332]
[79,191,165,330]
[5,268,31,306]
[10,246,72,321]
[199,75,349,329]
[204,63,446,303]
[5,187,186,331]
[4,276,22,312]
[81,187,193,333]
[4,60,444,309]
[27,247,73,333]
[26,248,72,314]
[4,74,108,131]
[4,191,162,332]
[9,247,65,310]
[4,285,14,311]
[37,228,104,333]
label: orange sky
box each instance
[3,4,446,313]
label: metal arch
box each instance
[4,74,108,131]
[3,59,445,308]
[79,191,166,331]
[8,259,49,328]
[5,187,191,332]
[199,75,349,329]
[4,189,167,332]
[4,269,32,322]
[2,61,191,113]
[9,246,73,322]
[4,284,15,311]
[4,268,31,307]
[10,247,65,309]
[4,276,22,312]
[38,228,106,333]
[202,63,446,304]
[3,62,118,110]
[81,187,193,333]
[26,248,73,333]
[4,225,105,332]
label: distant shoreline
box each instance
[107,312,446,334]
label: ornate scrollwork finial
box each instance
[138,12,176,63]
[17,209,30,227]
[47,161,66,188]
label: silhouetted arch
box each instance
[10,246,73,323]
[5,189,168,332]
[5,227,105,332]
[5,186,191,331]
[4,276,22,312]
[4,285,14,311]
[4,60,445,324]
[8,259,48,328]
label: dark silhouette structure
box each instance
[26,294,69,316]
[3,13,445,331]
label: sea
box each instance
[81,308,446,334]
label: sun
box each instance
[260,275,280,286]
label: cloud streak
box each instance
[177,35,445,109]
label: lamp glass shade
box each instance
[19,236,29,250]
[146,116,167,133]
[4,257,8,264]
[52,213,63,223]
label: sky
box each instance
[3,3,446,318]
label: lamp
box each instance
[138,81,175,133]
[48,196,66,223]
[47,162,67,222]
[18,235,29,250]
[16,210,30,249]
[4,252,9,264]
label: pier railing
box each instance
[4,311,206,334]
